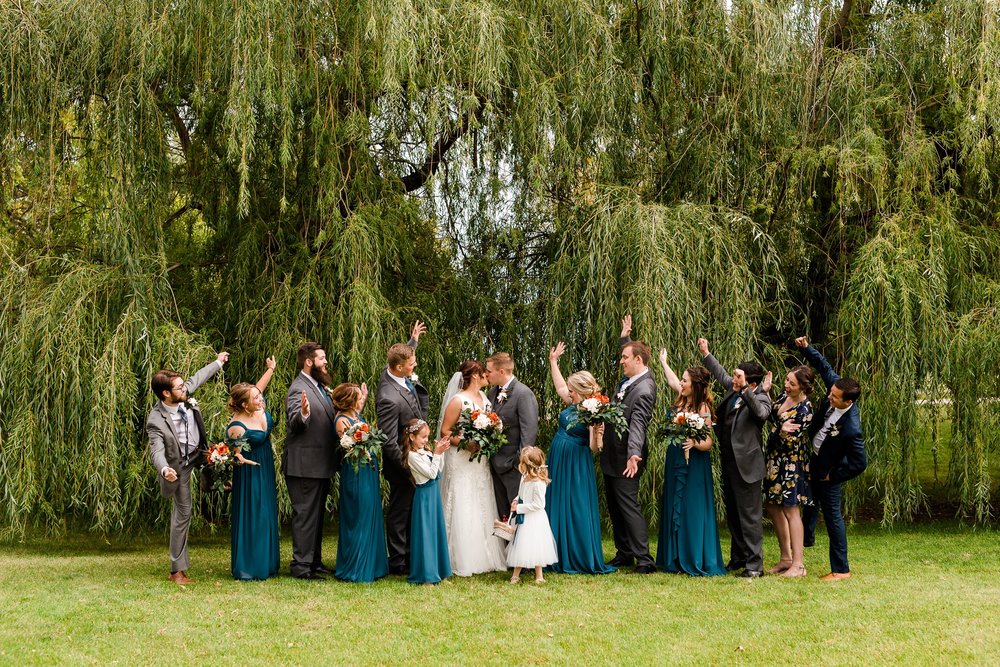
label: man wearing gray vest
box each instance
[147,351,229,584]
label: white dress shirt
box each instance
[408,450,444,485]
[813,406,848,453]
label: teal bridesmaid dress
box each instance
[407,466,452,585]
[546,406,616,574]
[230,411,280,581]
[334,415,389,583]
[656,436,727,576]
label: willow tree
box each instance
[1,0,998,536]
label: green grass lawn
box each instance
[2,523,997,665]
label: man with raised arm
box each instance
[795,336,867,581]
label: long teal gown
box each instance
[656,434,727,576]
[408,466,452,585]
[334,415,389,583]
[229,411,280,581]
[546,406,616,575]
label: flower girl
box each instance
[507,446,558,583]
[404,419,452,585]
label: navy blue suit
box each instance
[801,346,867,573]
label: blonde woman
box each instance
[545,342,616,574]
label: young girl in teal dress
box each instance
[404,419,452,585]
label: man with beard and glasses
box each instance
[284,342,339,579]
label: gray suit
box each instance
[283,371,339,577]
[703,353,772,573]
[146,360,222,573]
[487,378,539,518]
[600,336,657,568]
[375,339,429,573]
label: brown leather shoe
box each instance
[819,572,851,581]
[168,571,194,584]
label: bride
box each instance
[437,360,508,576]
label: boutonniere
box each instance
[497,388,509,404]
[830,424,841,438]
[410,373,419,385]
[732,396,743,411]
[186,398,199,409]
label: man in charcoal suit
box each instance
[602,315,657,573]
[284,342,340,579]
[376,322,430,575]
[699,337,772,578]
[147,351,229,584]
[796,336,867,581]
[485,352,540,519]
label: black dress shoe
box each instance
[633,564,657,574]
[737,569,763,578]
[803,540,815,548]
[608,555,635,567]
[295,571,326,580]
[725,561,746,572]
[388,567,408,576]
[312,565,334,576]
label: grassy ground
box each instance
[1,522,997,665]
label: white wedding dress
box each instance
[439,392,508,576]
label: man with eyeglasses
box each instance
[147,351,229,584]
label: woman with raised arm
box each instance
[654,350,726,576]
[761,366,815,577]
[545,342,616,574]
[227,356,281,581]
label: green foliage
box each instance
[1,0,998,534]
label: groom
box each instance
[603,315,657,573]
[796,336,867,581]
[146,350,229,584]
[700,337,772,578]
[376,321,430,575]
[485,352,539,519]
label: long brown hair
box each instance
[673,366,716,418]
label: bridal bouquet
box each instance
[660,410,712,464]
[569,393,628,436]
[339,422,386,472]
[203,436,251,493]
[455,408,507,463]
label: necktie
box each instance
[319,383,332,406]
[405,378,417,399]
[177,404,194,459]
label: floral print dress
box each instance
[764,394,814,507]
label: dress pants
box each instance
[719,455,764,573]
[168,460,196,573]
[385,473,415,573]
[805,480,850,573]
[604,474,654,567]
[285,475,330,577]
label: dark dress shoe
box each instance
[725,561,745,572]
[608,555,635,567]
[312,565,334,576]
[388,567,408,576]
[737,569,763,578]
[633,564,657,574]
[295,571,326,580]
[803,540,815,547]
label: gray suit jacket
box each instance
[375,339,429,485]
[487,377,539,475]
[601,338,658,478]
[703,353,772,484]
[146,360,222,497]
[283,372,339,478]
